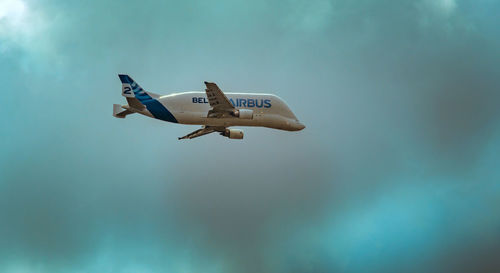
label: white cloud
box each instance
[0,0,61,75]
[436,0,457,15]
[422,0,457,16]
[0,0,28,35]
[416,0,459,31]
[0,0,26,21]
[0,0,48,53]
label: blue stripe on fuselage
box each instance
[142,99,178,123]
[130,82,178,123]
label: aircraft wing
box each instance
[204,81,235,111]
[178,126,225,140]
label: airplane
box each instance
[113,74,305,139]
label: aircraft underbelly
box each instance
[173,111,287,129]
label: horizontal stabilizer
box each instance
[113,104,133,118]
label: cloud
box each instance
[428,0,457,15]
[0,0,63,74]
[0,0,26,24]
[0,0,40,48]
[0,0,499,272]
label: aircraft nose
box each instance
[295,122,305,131]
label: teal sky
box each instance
[1,0,499,272]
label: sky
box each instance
[0,0,499,272]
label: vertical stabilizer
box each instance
[119,74,135,98]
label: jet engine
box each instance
[232,109,253,119]
[221,129,244,139]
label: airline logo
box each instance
[192,97,272,108]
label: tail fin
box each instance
[118,74,159,100]
[116,74,178,123]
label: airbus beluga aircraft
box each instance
[113,74,305,139]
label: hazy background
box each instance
[1,0,499,272]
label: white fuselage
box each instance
[131,92,305,131]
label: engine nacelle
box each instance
[221,129,244,139]
[232,109,253,119]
